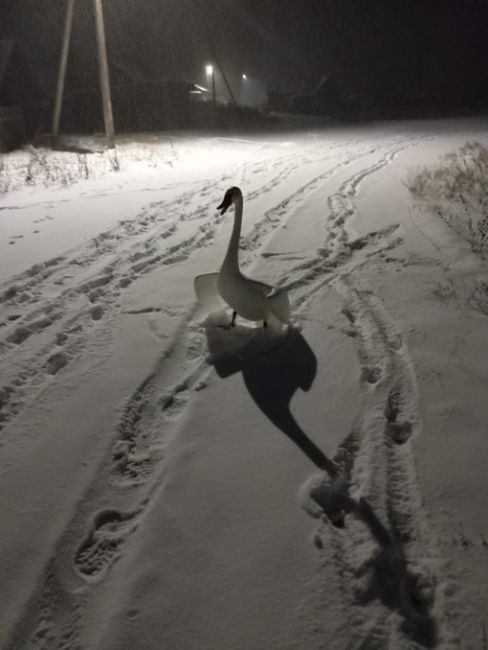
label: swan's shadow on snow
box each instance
[204,314,337,476]
[204,313,438,646]
[353,499,437,647]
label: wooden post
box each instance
[207,0,236,107]
[92,0,115,147]
[216,60,236,106]
[209,44,236,106]
[52,0,76,140]
[211,68,216,105]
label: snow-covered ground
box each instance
[1,119,487,650]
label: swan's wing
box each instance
[194,273,226,313]
[247,278,273,296]
[243,275,291,323]
[237,273,273,296]
[266,287,291,323]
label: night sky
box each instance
[1,0,488,127]
[217,0,488,101]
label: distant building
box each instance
[289,75,344,117]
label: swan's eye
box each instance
[217,191,233,214]
[217,186,241,213]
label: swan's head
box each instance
[217,186,242,215]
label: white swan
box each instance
[194,186,291,328]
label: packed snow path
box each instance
[1,121,487,649]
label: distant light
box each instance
[242,73,247,80]
[206,65,214,75]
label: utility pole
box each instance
[215,57,236,106]
[51,0,115,148]
[92,0,115,147]
[207,0,236,106]
[51,0,76,141]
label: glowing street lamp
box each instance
[240,73,249,106]
[205,64,215,105]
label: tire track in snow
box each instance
[5,315,214,649]
[240,143,387,257]
[257,135,447,646]
[278,132,453,648]
[298,276,452,640]
[108,312,211,491]
[6,135,425,649]
[334,277,434,643]
[279,141,413,304]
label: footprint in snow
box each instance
[384,386,414,444]
[46,351,68,375]
[74,507,143,580]
[90,305,104,321]
[7,326,33,345]
[301,472,355,529]
[342,308,355,323]
[6,315,54,345]
[56,332,68,345]
[160,387,190,419]
[361,366,382,384]
[119,276,133,288]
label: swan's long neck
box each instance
[222,197,243,274]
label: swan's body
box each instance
[194,186,291,327]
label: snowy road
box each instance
[1,121,487,649]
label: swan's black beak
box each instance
[217,193,233,215]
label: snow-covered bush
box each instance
[24,146,84,187]
[0,140,177,195]
[406,141,488,255]
[0,158,10,194]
